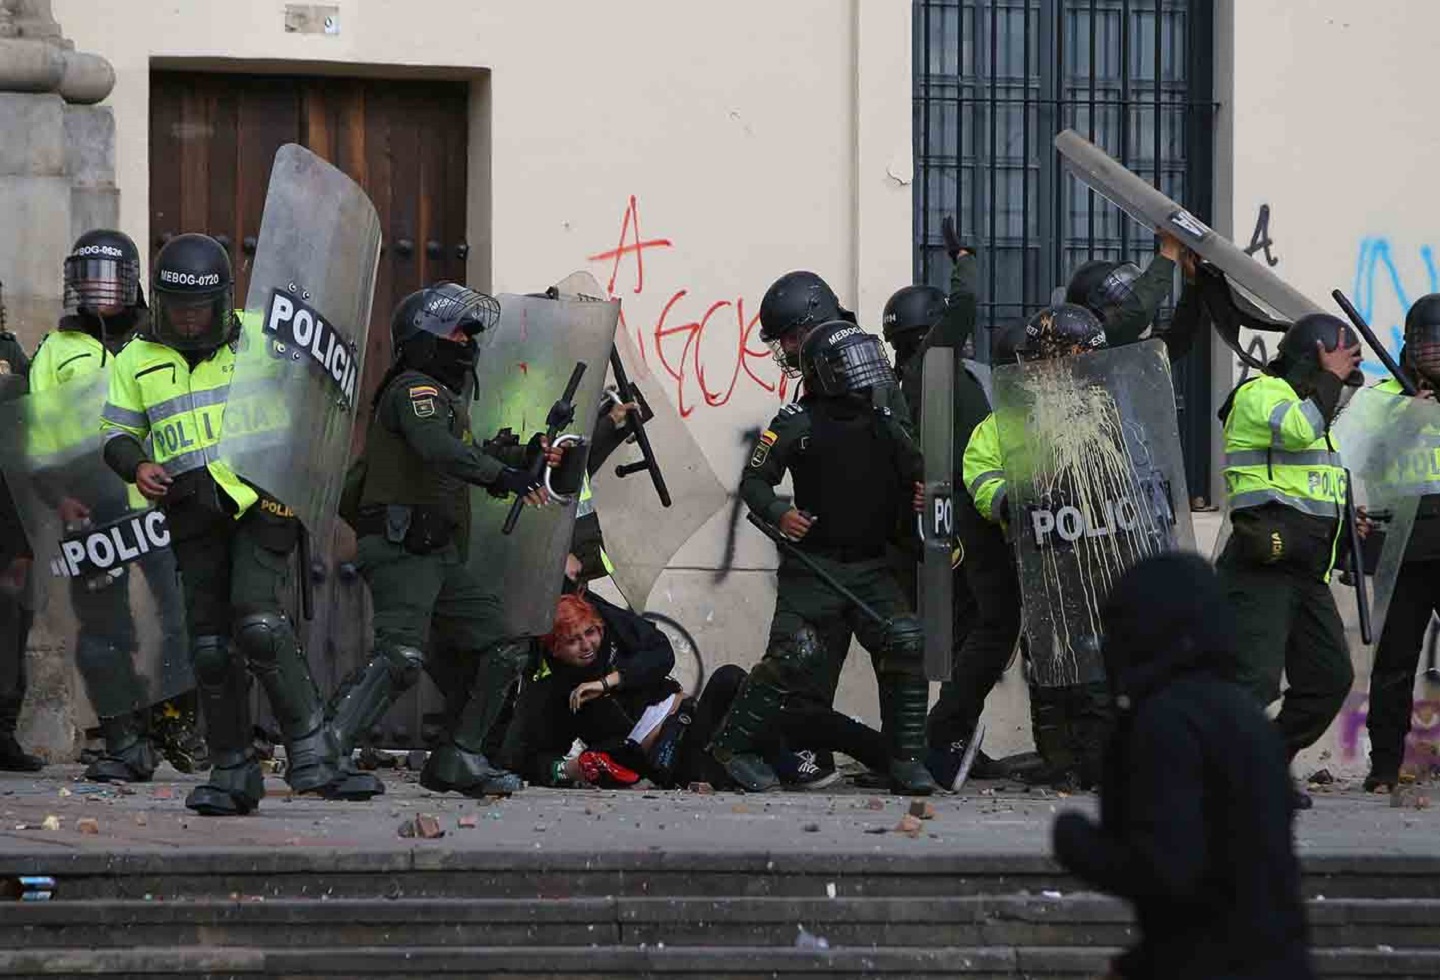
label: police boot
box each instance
[328,644,424,758]
[236,612,383,800]
[707,674,784,793]
[880,675,939,796]
[150,691,209,774]
[1023,682,1079,788]
[83,712,158,783]
[186,635,265,816]
[421,641,527,796]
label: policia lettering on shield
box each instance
[100,234,383,816]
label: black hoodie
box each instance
[1052,553,1313,980]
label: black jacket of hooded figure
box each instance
[1052,552,1313,980]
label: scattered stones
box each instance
[896,813,923,838]
[41,815,60,831]
[907,800,936,821]
[76,817,99,835]
[152,787,175,800]
[415,813,444,839]
[687,782,714,794]
[730,803,750,814]
[865,798,885,811]
[1309,769,1335,786]
[133,814,147,827]
[57,787,71,798]
[457,815,478,829]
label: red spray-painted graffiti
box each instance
[588,196,790,417]
[1336,690,1440,774]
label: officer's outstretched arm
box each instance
[1106,249,1178,347]
[739,408,808,525]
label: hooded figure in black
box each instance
[1052,552,1312,980]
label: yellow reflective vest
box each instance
[962,412,1006,524]
[100,329,257,517]
[29,330,111,393]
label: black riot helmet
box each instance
[1404,293,1440,386]
[1019,303,1107,361]
[989,320,1029,366]
[64,229,143,315]
[1066,259,1143,323]
[759,271,851,377]
[797,320,897,397]
[1275,313,1363,387]
[389,282,501,393]
[882,285,946,348]
[151,233,233,352]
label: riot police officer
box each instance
[1364,295,1440,792]
[32,229,201,781]
[1065,233,1194,348]
[709,320,936,795]
[0,327,41,771]
[328,283,563,797]
[100,234,381,815]
[1217,313,1361,807]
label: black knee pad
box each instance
[233,611,293,666]
[759,625,826,688]
[191,634,235,686]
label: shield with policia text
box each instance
[218,144,381,543]
[0,368,193,723]
[553,271,729,612]
[1331,385,1438,645]
[994,339,1194,688]
[466,275,621,637]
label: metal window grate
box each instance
[913,0,1217,499]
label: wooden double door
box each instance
[150,70,475,747]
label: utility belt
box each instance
[355,504,457,555]
[1225,503,1337,577]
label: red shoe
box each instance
[577,750,640,787]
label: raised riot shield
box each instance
[1055,129,1326,323]
[0,369,192,720]
[1331,386,1440,644]
[466,282,620,637]
[994,339,1195,687]
[919,344,956,680]
[554,272,729,611]
[218,144,381,541]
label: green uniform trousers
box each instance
[1218,555,1354,758]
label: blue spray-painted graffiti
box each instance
[1352,237,1433,379]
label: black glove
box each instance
[524,432,548,467]
[490,466,543,499]
[942,216,973,262]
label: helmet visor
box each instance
[1410,341,1440,386]
[154,287,231,351]
[415,287,501,340]
[63,256,138,313]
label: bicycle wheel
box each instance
[642,611,706,697]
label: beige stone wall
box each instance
[46,0,913,729]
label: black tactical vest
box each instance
[790,398,906,560]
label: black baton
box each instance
[1344,469,1372,646]
[746,512,891,631]
[609,347,671,507]
[1332,289,1419,395]
[503,362,586,535]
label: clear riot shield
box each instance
[1331,386,1440,644]
[466,286,620,637]
[219,144,381,541]
[919,345,956,680]
[554,272,729,611]
[0,369,192,720]
[994,339,1195,687]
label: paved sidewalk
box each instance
[2,764,1436,863]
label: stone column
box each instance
[1,1,118,760]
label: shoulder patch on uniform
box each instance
[411,394,437,418]
[779,403,806,417]
[409,384,440,398]
[749,429,776,468]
